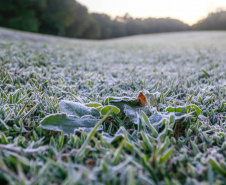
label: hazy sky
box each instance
[77,0,226,24]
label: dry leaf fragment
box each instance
[136,91,148,106]
[86,159,95,167]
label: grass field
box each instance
[0,28,226,185]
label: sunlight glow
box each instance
[77,0,226,24]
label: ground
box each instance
[0,27,226,185]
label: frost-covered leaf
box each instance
[124,104,151,125]
[40,113,100,136]
[124,104,139,125]
[141,111,158,137]
[149,112,169,128]
[60,100,100,118]
[104,96,137,105]
[104,96,138,110]
[149,112,191,129]
[148,93,156,106]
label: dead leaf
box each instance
[86,159,95,167]
[136,91,148,106]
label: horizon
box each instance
[77,0,226,25]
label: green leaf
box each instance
[166,106,186,113]
[85,102,103,111]
[141,111,158,138]
[17,92,31,104]
[58,132,65,148]
[141,132,153,151]
[185,104,202,116]
[60,100,100,118]
[160,147,175,164]
[104,96,138,110]
[112,139,125,164]
[208,157,226,176]
[40,113,100,136]
[104,96,137,105]
[191,141,200,154]
[85,102,102,108]
[166,104,201,116]
[164,88,171,97]
[0,133,8,144]
[101,105,120,115]
[202,70,210,78]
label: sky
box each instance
[77,0,226,25]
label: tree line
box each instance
[192,10,226,30]
[0,0,225,39]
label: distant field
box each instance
[0,28,226,184]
